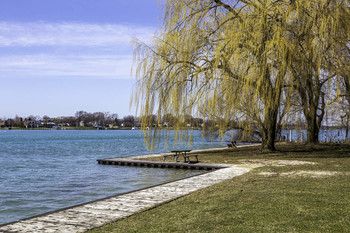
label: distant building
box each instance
[58,123,69,127]
[121,122,133,127]
[46,122,56,128]
[24,120,42,128]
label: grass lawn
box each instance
[87,143,350,232]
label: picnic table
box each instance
[162,149,199,163]
[171,149,191,162]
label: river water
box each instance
[0,130,226,225]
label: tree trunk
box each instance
[261,107,278,151]
[346,114,349,141]
[304,93,324,144]
[306,117,320,144]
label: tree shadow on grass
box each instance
[199,143,350,162]
[274,143,350,159]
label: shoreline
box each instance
[0,146,251,232]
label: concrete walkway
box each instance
[0,152,251,233]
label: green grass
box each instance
[87,143,350,233]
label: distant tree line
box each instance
[0,110,347,138]
[0,111,122,129]
[0,111,207,129]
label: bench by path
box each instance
[0,165,250,233]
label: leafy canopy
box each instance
[133,0,350,150]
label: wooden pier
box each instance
[97,158,227,170]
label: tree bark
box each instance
[306,113,320,144]
[345,114,349,140]
[261,104,279,151]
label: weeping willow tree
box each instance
[336,33,350,139]
[288,0,350,144]
[132,0,347,151]
[341,74,350,139]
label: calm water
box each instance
[0,130,226,225]
[280,129,349,142]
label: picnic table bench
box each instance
[227,141,237,148]
[162,154,177,162]
[183,154,199,163]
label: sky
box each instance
[0,0,162,119]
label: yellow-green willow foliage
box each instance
[289,0,350,143]
[132,0,349,150]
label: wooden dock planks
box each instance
[97,158,228,170]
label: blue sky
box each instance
[0,0,161,118]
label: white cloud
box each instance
[0,21,156,79]
[0,22,155,47]
[0,54,135,79]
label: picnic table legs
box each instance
[184,154,198,163]
[174,151,186,162]
[164,151,198,163]
[181,151,188,162]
